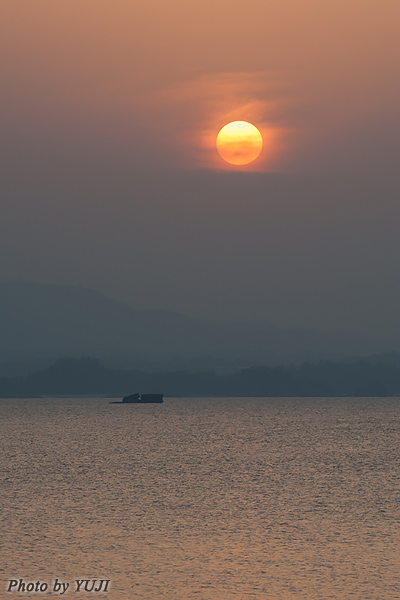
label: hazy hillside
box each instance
[0,281,395,365]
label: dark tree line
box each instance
[0,357,399,397]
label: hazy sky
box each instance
[1,1,399,339]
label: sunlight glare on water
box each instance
[1,396,399,599]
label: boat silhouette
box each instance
[114,393,164,404]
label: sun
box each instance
[216,121,263,165]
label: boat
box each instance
[121,393,163,403]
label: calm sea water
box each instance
[1,397,399,599]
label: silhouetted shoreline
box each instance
[0,356,399,398]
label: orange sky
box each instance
[1,1,400,335]
[2,0,399,172]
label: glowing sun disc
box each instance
[216,121,263,165]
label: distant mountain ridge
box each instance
[0,281,395,364]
